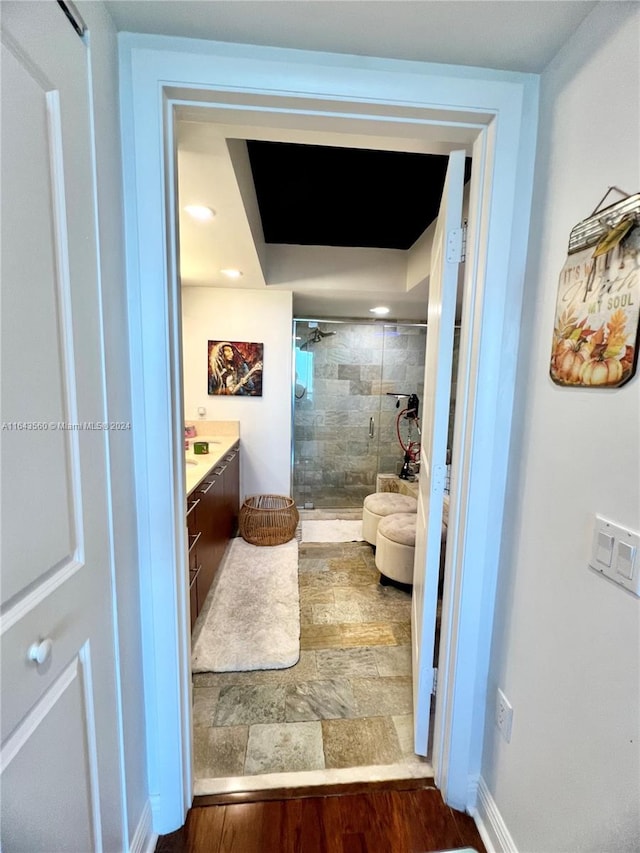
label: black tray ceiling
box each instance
[247,141,470,251]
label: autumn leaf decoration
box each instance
[603,309,628,359]
[586,323,606,358]
[554,308,579,341]
[553,309,597,347]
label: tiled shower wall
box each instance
[293,321,427,507]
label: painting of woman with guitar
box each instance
[208,340,263,396]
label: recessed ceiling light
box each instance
[220,268,243,279]
[184,205,216,221]
[369,306,390,315]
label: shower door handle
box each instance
[368,417,375,439]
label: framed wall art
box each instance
[208,340,263,396]
[550,191,640,388]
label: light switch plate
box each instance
[589,515,640,597]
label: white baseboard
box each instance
[467,774,480,813]
[130,800,158,853]
[470,776,518,853]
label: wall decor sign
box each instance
[208,341,263,396]
[550,191,640,388]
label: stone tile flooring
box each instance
[192,537,430,781]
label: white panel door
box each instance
[1,3,123,849]
[412,150,465,756]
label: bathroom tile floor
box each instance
[192,520,432,791]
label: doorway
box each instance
[178,116,472,805]
[120,36,538,828]
[178,134,460,792]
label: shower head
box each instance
[300,327,337,349]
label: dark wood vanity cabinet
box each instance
[187,442,240,630]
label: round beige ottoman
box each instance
[375,512,417,586]
[362,492,418,546]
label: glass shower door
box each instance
[292,320,427,509]
[293,319,384,508]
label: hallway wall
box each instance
[481,3,640,850]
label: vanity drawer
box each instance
[186,496,201,570]
[189,567,200,632]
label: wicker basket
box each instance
[239,494,300,546]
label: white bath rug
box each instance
[301,519,364,543]
[192,537,299,673]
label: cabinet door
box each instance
[186,495,201,572]
[189,570,199,632]
[223,447,240,537]
[186,496,201,628]
[196,473,225,603]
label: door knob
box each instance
[27,638,53,665]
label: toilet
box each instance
[362,492,418,546]
[375,512,417,586]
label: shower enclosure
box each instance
[292,319,427,508]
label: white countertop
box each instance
[185,433,239,497]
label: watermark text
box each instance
[2,421,131,431]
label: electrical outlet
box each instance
[496,688,513,742]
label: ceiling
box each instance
[105,2,597,74]
[108,0,597,320]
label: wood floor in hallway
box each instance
[155,781,486,853]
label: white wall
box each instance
[480,4,640,851]
[81,1,150,845]
[182,286,293,498]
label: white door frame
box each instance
[118,33,538,832]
